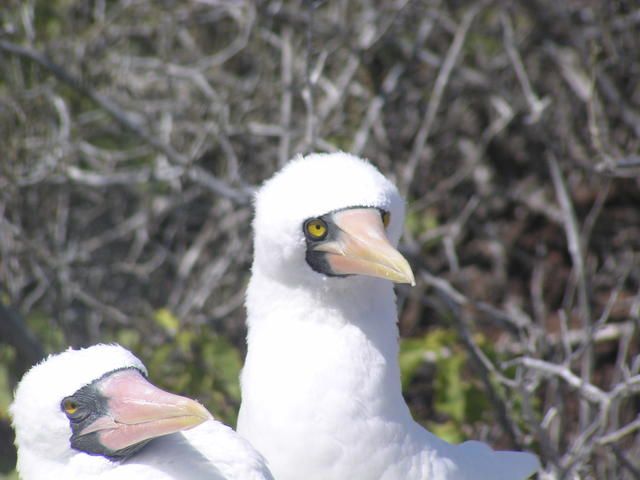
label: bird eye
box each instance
[62,399,79,415]
[304,219,328,240]
[382,211,391,228]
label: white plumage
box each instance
[238,152,540,480]
[11,344,273,480]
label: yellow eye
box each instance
[305,219,328,240]
[63,399,78,414]
[382,211,391,228]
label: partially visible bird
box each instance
[11,344,273,480]
[238,152,540,480]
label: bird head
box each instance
[252,152,415,289]
[10,344,212,467]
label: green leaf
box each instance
[153,308,180,335]
[201,337,242,402]
[405,208,439,239]
[434,349,466,423]
[25,312,66,353]
[428,420,465,444]
[400,328,458,389]
[399,337,430,389]
[114,328,141,350]
[0,357,14,421]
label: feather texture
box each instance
[11,344,273,480]
[238,152,539,480]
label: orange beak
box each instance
[314,208,415,285]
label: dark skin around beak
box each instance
[313,208,415,285]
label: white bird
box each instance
[11,344,273,480]
[237,152,540,480]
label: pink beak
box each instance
[79,369,212,451]
[314,208,415,285]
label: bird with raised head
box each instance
[237,152,539,480]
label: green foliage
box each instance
[200,338,242,402]
[0,350,15,421]
[154,308,180,334]
[0,471,19,480]
[114,327,141,350]
[434,346,466,423]
[110,308,243,426]
[400,328,445,390]
[470,333,540,429]
[401,327,539,445]
[33,0,74,40]
[0,348,17,475]
[405,208,440,249]
[25,312,66,354]
[400,328,490,444]
[0,305,244,475]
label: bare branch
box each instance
[402,3,484,194]
[0,39,249,202]
[510,357,607,405]
[500,12,550,123]
[279,27,294,167]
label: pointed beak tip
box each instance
[198,404,214,422]
[392,255,415,286]
[182,398,214,425]
[397,268,416,287]
[407,269,416,287]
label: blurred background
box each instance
[1,1,639,478]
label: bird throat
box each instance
[241,272,412,439]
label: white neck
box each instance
[244,269,406,395]
[239,270,416,478]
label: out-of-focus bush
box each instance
[1,1,639,478]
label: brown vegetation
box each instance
[1,1,639,478]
